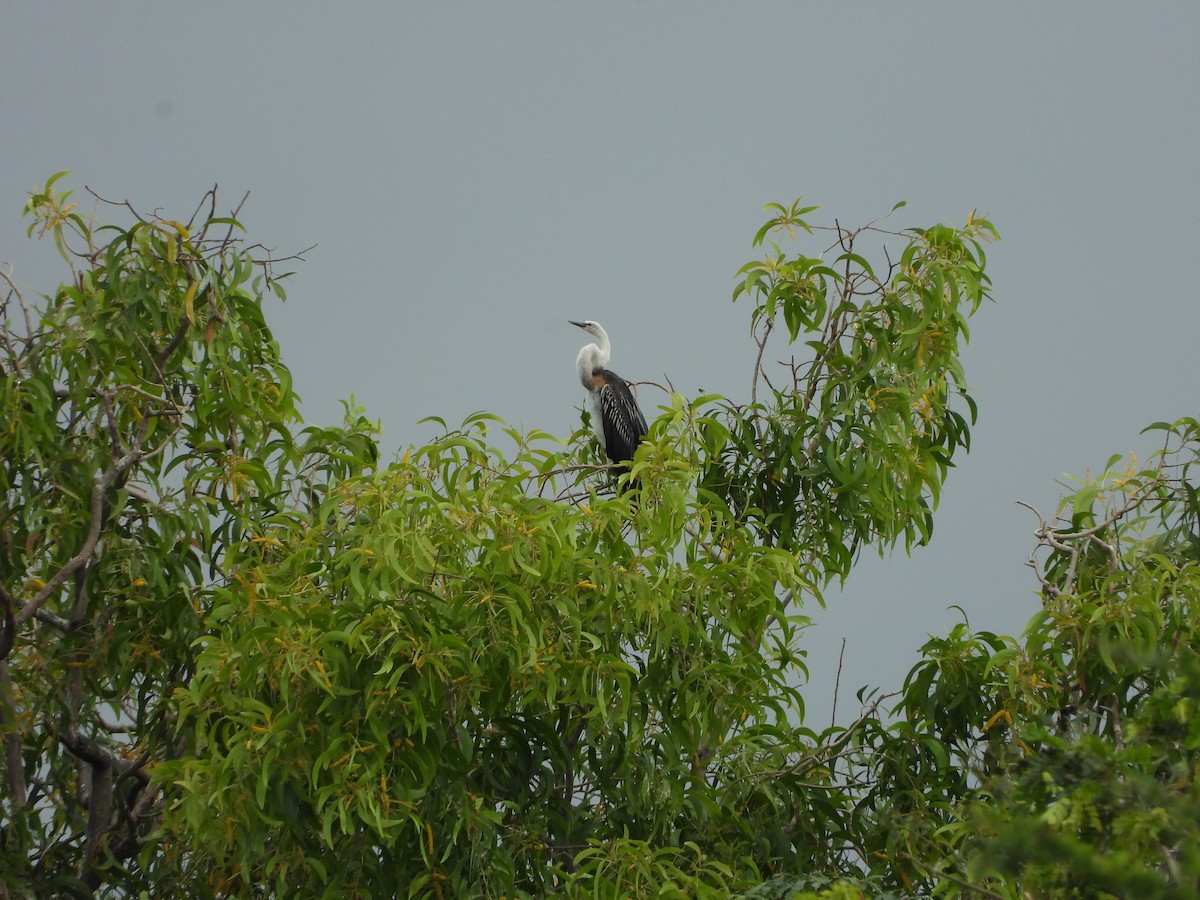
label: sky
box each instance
[4,4,1198,727]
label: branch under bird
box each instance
[569,319,649,472]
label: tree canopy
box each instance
[3,176,1198,898]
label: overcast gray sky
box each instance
[5,4,1198,725]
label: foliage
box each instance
[906,421,1200,897]
[24,176,1196,899]
[707,199,996,581]
[165,403,813,895]
[722,424,1200,899]
[0,176,377,896]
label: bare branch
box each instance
[153,313,191,375]
[721,690,903,795]
[0,660,26,808]
[69,569,91,625]
[1014,499,1044,521]
[123,483,162,508]
[554,482,614,505]
[185,184,219,232]
[1051,484,1154,540]
[58,727,117,771]
[0,266,34,374]
[84,186,152,225]
[34,607,76,632]
[1018,476,1159,600]
[15,444,145,627]
[98,717,137,735]
[933,870,1009,900]
[831,637,847,728]
[1104,698,1125,751]
[538,462,611,484]
[683,522,723,563]
[81,767,112,885]
[97,389,126,457]
[0,585,14,659]
[110,382,190,412]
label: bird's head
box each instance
[569,319,605,338]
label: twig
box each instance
[153,314,191,375]
[627,378,671,396]
[555,484,608,505]
[0,266,34,369]
[228,191,251,231]
[750,318,771,406]
[84,187,151,225]
[721,689,901,795]
[831,637,846,728]
[98,390,127,457]
[1017,478,1157,600]
[185,185,219,232]
[683,522,723,563]
[933,869,1008,900]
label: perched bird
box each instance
[569,319,649,470]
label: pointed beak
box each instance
[568,320,586,329]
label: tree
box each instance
[16,175,1200,900]
[1,176,378,897]
[32,173,1187,898]
[889,421,1200,897]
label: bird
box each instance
[569,319,649,472]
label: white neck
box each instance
[575,326,611,388]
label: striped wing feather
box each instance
[596,370,648,464]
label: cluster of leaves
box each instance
[0,176,377,896]
[705,199,998,580]
[848,419,1200,897]
[165,403,818,894]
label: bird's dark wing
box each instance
[595,369,649,464]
